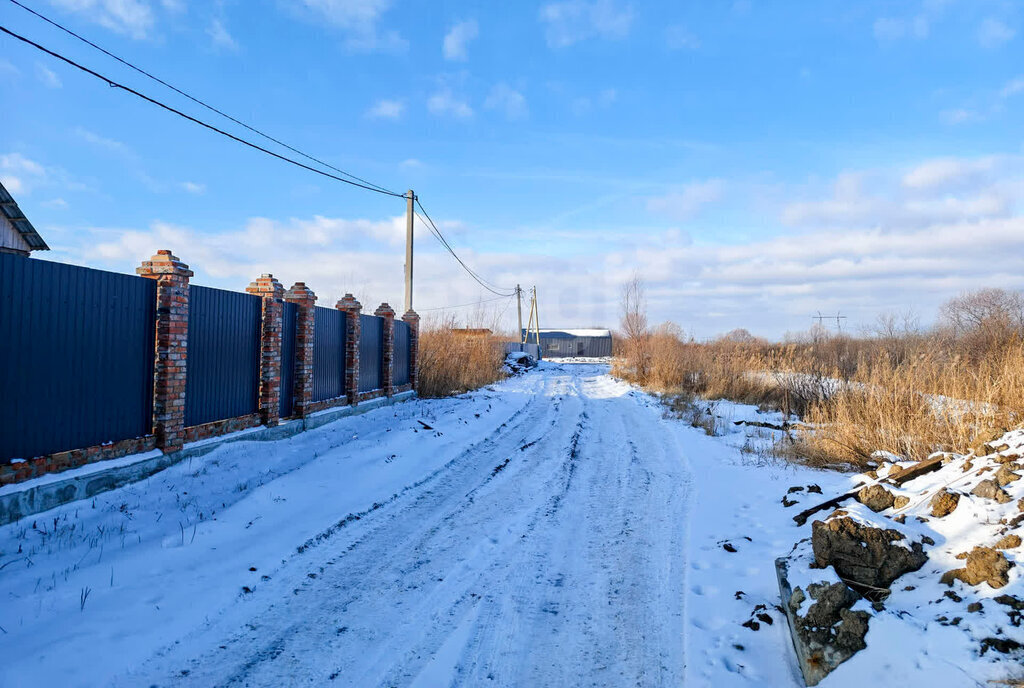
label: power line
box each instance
[3,19,520,303]
[414,199,516,297]
[418,294,514,312]
[7,0,399,196]
[0,24,406,198]
[415,209,515,297]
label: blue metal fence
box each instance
[0,254,156,461]
[312,306,346,402]
[393,320,411,386]
[1,254,411,464]
[184,285,261,427]
[358,314,384,392]
[280,301,297,418]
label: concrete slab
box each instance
[0,391,416,526]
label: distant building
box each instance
[524,328,613,358]
[0,181,49,256]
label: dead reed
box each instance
[615,324,1024,470]
[416,315,508,398]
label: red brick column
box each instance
[402,309,420,393]
[284,282,316,418]
[136,250,192,453]
[375,303,396,397]
[337,294,362,405]
[246,274,284,427]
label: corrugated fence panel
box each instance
[393,320,410,386]
[358,314,383,392]
[0,254,155,462]
[279,301,297,418]
[312,306,345,402]
[185,285,261,427]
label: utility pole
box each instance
[404,189,414,313]
[532,286,541,348]
[516,284,524,347]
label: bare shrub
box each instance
[615,276,651,383]
[614,289,1024,470]
[417,315,507,398]
[940,288,1024,360]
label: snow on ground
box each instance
[0,362,1014,687]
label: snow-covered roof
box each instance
[536,328,611,338]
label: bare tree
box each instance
[940,288,1024,357]
[620,275,650,382]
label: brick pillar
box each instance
[246,274,284,427]
[402,309,420,393]
[284,282,316,418]
[375,303,396,397]
[337,294,362,405]
[136,250,192,453]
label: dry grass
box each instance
[615,323,1024,470]
[794,341,1024,466]
[416,316,508,398]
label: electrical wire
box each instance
[6,0,400,197]
[3,18,520,302]
[414,200,516,297]
[0,24,406,198]
[417,294,514,312]
[415,210,516,297]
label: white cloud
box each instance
[44,185,1024,340]
[49,0,155,39]
[427,88,473,119]
[873,15,929,41]
[366,99,405,120]
[902,156,996,190]
[782,156,1022,230]
[665,24,699,50]
[67,214,418,309]
[570,87,616,115]
[443,19,479,61]
[0,152,47,196]
[0,59,19,79]
[647,179,725,220]
[35,63,62,88]
[1,176,25,194]
[181,181,206,194]
[1000,76,1024,99]
[978,17,1015,48]
[207,18,238,50]
[483,83,527,120]
[940,108,979,125]
[296,0,407,53]
[75,127,133,156]
[539,0,633,48]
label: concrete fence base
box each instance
[0,390,415,526]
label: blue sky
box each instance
[1,0,1022,338]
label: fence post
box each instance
[246,274,284,427]
[337,294,362,405]
[402,309,420,393]
[375,303,396,397]
[136,250,192,453]
[284,282,316,418]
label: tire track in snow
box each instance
[132,364,691,688]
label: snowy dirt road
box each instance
[2,363,714,687]
[138,364,691,687]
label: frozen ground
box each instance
[1,362,1005,687]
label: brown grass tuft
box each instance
[416,316,508,398]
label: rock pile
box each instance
[777,427,1024,686]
